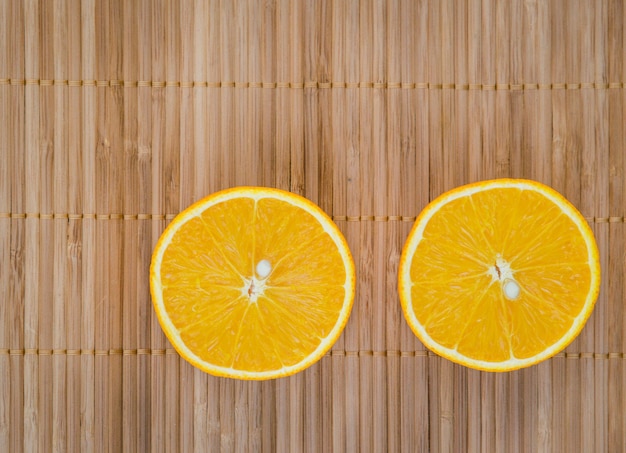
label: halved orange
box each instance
[150,187,355,380]
[398,179,601,372]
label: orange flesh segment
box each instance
[158,195,348,374]
[408,186,595,363]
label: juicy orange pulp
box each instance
[151,188,355,379]
[400,180,600,371]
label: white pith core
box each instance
[488,254,521,301]
[243,260,272,303]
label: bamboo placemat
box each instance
[1,1,625,452]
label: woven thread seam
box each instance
[2,213,625,224]
[1,348,178,356]
[1,349,624,359]
[2,79,625,90]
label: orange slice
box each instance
[398,179,600,371]
[150,187,355,380]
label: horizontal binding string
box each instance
[552,352,624,360]
[584,216,626,223]
[333,215,419,222]
[0,348,179,356]
[2,78,625,90]
[0,349,624,359]
[328,350,445,358]
[1,213,625,223]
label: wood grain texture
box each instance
[0,1,624,451]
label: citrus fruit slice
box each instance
[398,179,600,372]
[150,187,356,380]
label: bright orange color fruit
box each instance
[398,179,601,372]
[150,187,355,380]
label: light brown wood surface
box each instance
[1,1,625,451]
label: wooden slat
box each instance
[66,1,83,452]
[607,2,625,453]
[0,0,11,448]
[23,1,40,451]
[52,1,68,452]
[550,2,568,451]
[372,0,387,451]
[80,2,97,452]
[38,2,55,451]
[147,2,167,452]
[345,1,360,451]
[134,1,155,451]
[121,3,138,453]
